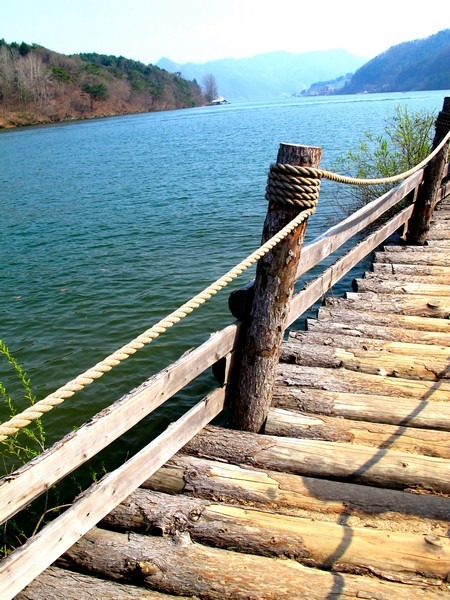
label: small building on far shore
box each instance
[209,96,229,105]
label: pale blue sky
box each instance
[2,0,448,64]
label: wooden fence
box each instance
[0,98,449,599]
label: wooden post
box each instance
[406,96,450,244]
[230,143,322,432]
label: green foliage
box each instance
[334,105,435,212]
[0,340,45,470]
[81,82,108,103]
[51,66,73,83]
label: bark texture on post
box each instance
[231,143,322,432]
[406,96,450,244]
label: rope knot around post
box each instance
[265,163,321,209]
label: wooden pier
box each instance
[2,98,449,599]
[17,195,450,599]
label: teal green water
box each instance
[0,91,448,468]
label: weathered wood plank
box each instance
[371,263,450,277]
[326,292,450,318]
[183,426,450,493]
[273,382,450,430]
[287,331,450,361]
[144,455,450,533]
[276,363,450,402]
[427,221,450,239]
[0,389,226,600]
[316,306,450,335]
[102,488,450,585]
[61,526,450,598]
[16,566,182,599]
[265,408,450,458]
[353,280,450,296]
[363,271,450,285]
[280,341,449,381]
[307,315,450,346]
[375,249,450,267]
[0,324,238,525]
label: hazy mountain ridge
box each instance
[157,50,368,101]
[337,29,450,94]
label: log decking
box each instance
[17,201,450,597]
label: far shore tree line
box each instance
[0,40,222,128]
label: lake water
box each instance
[0,90,448,471]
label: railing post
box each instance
[406,96,450,244]
[230,143,322,432]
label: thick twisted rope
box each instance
[0,203,317,442]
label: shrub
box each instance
[334,105,436,213]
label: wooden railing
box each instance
[0,103,449,598]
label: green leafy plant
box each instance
[334,105,436,214]
[0,340,45,470]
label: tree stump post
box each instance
[230,143,322,432]
[406,96,450,244]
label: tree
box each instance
[201,73,219,103]
[81,82,108,110]
[333,105,435,213]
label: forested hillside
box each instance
[339,29,450,94]
[0,40,204,128]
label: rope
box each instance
[0,204,317,442]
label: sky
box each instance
[2,0,449,65]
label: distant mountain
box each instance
[157,50,367,101]
[337,29,450,94]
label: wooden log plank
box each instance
[363,271,450,285]
[287,330,450,361]
[382,246,450,252]
[427,221,449,240]
[265,408,450,458]
[183,426,450,493]
[16,566,182,599]
[353,280,450,296]
[307,316,450,346]
[426,239,450,247]
[316,306,450,335]
[62,526,450,598]
[375,249,450,267]
[144,455,450,533]
[273,381,450,430]
[280,341,449,382]
[276,363,450,402]
[0,323,238,525]
[0,389,226,600]
[102,488,450,585]
[326,293,450,318]
[371,263,450,277]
